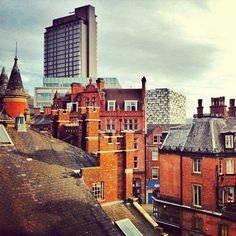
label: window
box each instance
[193,184,202,207]
[192,217,203,231]
[134,138,138,150]
[92,97,96,109]
[225,135,234,149]
[152,167,159,179]
[123,119,138,131]
[227,187,234,203]
[219,189,224,205]
[226,159,234,174]
[107,100,116,111]
[152,150,158,160]
[106,119,115,131]
[125,100,138,111]
[85,97,90,107]
[92,182,103,200]
[219,224,228,236]
[193,159,201,174]
[219,159,223,175]
[153,135,158,144]
[134,156,138,169]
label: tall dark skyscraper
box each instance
[44,5,97,78]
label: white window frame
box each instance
[107,100,116,111]
[225,135,234,149]
[152,167,159,179]
[193,159,201,174]
[219,189,224,205]
[227,187,234,203]
[92,182,104,200]
[106,119,116,131]
[134,156,138,169]
[226,159,234,174]
[193,184,202,207]
[152,149,158,160]
[124,100,138,111]
[153,135,158,144]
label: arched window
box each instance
[85,97,90,107]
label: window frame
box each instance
[226,187,234,203]
[124,100,138,111]
[92,182,104,200]
[134,156,138,169]
[193,159,201,174]
[152,149,158,161]
[219,159,223,175]
[192,184,202,207]
[107,100,116,111]
[152,167,159,179]
[226,159,234,174]
[225,134,234,149]
[219,224,229,236]
[153,135,158,144]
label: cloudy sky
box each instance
[0,0,236,117]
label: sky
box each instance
[0,0,236,118]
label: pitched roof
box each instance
[31,114,52,126]
[104,88,143,110]
[0,128,121,235]
[0,67,8,97]
[147,124,180,136]
[161,117,236,154]
[102,202,158,236]
[5,57,27,97]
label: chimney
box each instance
[197,99,203,118]
[210,97,227,118]
[34,107,41,116]
[96,78,105,90]
[44,106,52,115]
[228,99,236,117]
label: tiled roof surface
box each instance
[102,202,158,236]
[0,128,120,235]
[161,117,236,153]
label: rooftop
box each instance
[0,127,120,235]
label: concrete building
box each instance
[146,88,186,124]
[153,97,236,236]
[44,5,97,78]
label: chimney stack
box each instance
[228,99,236,117]
[34,107,41,116]
[210,97,227,118]
[197,99,203,118]
[96,78,105,90]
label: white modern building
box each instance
[146,88,186,124]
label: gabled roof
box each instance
[5,57,27,97]
[0,128,120,235]
[161,117,236,154]
[147,124,180,136]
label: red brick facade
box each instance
[50,77,146,201]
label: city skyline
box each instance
[0,0,236,117]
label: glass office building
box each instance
[44,5,97,78]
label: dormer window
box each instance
[225,134,234,149]
[125,100,138,111]
[107,100,116,111]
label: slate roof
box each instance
[31,114,52,126]
[103,88,143,110]
[102,201,159,236]
[0,128,121,235]
[0,67,8,97]
[5,58,27,97]
[161,117,236,154]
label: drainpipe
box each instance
[180,155,183,205]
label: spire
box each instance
[5,51,27,97]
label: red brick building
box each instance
[50,77,147,201]
[146,124,178,204]
[153,97,236,236]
